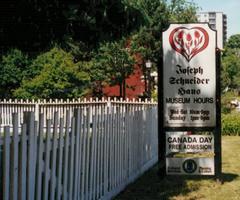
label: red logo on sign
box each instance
[169,27,209,62]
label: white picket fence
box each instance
[0,99,158,200]
[0,98,156,131]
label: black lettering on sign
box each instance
[193,98,214,104]
[199,137,213,143]
[166,98,191,104]
[176,65,203,75]
[169,77,210,86]
[191,116,199,121]
[170,109,179,115]
[178,87,201,96]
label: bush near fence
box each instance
[222,112,240,135]
[0,99,158,200]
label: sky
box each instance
[193,0,240,37]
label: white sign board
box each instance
[166,132,214,154]
[166,157,214,175]
[162,24,216,127]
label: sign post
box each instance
[159,23,221,178]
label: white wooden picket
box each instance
[0,99,158,200]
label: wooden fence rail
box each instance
[0,100,158,200]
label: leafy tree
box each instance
[129,0,198,66]
[0,0,144,52]
[0,0,68,52]
[130,28,157,96]
[221,34,240,90]
[130,28,156,61]
[127,0,198,97]
[167,0,198,22]
[86,59,109,98]
[0,49,30,98]
[225,34,240,49]
[0,0,200,99]
[96,41,135,99]
[130,0,197,29]
[13,47,90,99]
[222,51,240,89]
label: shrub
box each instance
[14,47,90,99]
[0,49,30,98]
[222,112,240,135]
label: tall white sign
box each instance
[162,24,216,127]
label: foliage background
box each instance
[1,0,240,135]
[0,0,198,99]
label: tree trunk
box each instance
[119,83,123,98]
[123,78,126,100]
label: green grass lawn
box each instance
[115,136,240,200]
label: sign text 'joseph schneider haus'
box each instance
[163,24,216,127]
